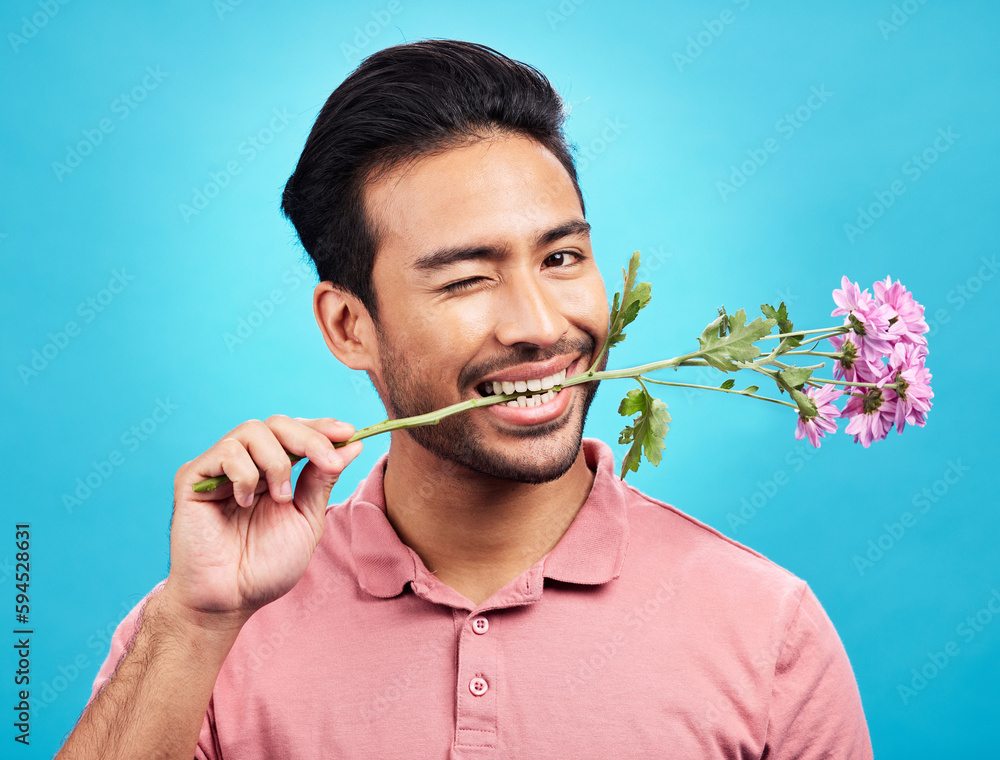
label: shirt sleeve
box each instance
[84,581,220,760]
[763,582,874,759]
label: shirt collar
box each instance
[348,437,630,599]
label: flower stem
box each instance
[781,351,842,358]
[192,328,847,492]
[639,376,798,409]
[760,327,847,340]
[806,377,899,389]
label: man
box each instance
[60,40,873,758]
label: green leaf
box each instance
[761,302,794,335]
[788,387,818,418]
[778,366,813,389]
[772,369,818,418]
[777,334,803,352]
[606,251,652,351]
[762,302,804,352]
[743,385,759,394]
[617,387,646,417]
[717,306,730,338]
[697,308,777,372]
[720,379,735,390]
[617,386,671,479]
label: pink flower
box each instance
[842,387,898,448]
[831,276,895,366]
[831,277,873,317]
[873,276,929,348]
[829,333,883,383]
[794,384,843,448]
[879,343,934,432]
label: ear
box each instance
[313,282,379,372]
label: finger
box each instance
[184,436,260,507]
[293,439,364,525]
[233,417,310,504]
[290,417,356,449]
[262,413,360,478]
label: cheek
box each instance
[561,278,610,331]
[399,307,489,377]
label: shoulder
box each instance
[618,479,807,606]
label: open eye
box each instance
[544,250,585,268]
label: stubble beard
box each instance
[373,325,608,484]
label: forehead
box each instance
[364,134,583,268]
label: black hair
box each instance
[280,39,584,326]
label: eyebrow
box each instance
[411,219,592,273]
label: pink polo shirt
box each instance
[88,437,872,758]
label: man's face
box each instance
[364,132,610,484]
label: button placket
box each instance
[454,612,499,748]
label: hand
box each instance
[163,415,362,628]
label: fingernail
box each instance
[327,450,343,468]
[280,480,291,498]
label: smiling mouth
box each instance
[476,366,568,408]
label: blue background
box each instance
[2,0,997,756]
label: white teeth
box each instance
[500,389,558,409]
[486,365,572,402]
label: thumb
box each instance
[293,440,364,522]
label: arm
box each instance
[763,583,874,759]
[57,586,244,760]
[56,415,364,760]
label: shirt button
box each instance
[472,616,489,634]
[469,677,489,696]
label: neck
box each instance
[381,436,596,605]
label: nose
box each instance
[493,265,570,348]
